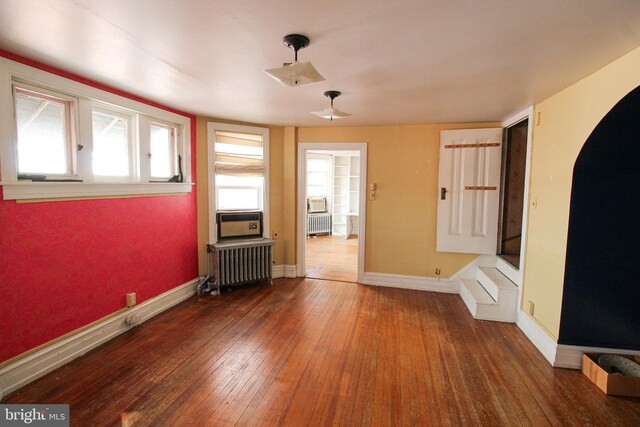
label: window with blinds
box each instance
[213,130,265,211]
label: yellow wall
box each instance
[523,46,640,338]
[195,116,285,275]
[297,123,499,277]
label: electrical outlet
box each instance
[126,292,136,308]
[435,268,441,276]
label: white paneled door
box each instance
[436,128,503,254]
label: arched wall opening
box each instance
[559,85,640,350]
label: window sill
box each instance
[1,181,193,201]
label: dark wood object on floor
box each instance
[5,278,639,426]
[305,235,357,282]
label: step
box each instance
[459,274,518,323]
[460,279,495,319]
[461,279,496,305]
[477,266,518,302]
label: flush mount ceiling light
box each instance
[311,91,352,121]
[264,34,325,87]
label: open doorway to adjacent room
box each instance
[498,117,529,269]
[297,143,367,283]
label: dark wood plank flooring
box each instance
[5,278,640,426]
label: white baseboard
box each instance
[272,265,284,278]
[554,344,640,369]
[272,265,296,279]
[362,272,459,293]
[0,277,199,399]
[284,265,297,278]
[516,311,557,366]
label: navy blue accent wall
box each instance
[558,85,640,349]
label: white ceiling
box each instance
[1,0,639,127]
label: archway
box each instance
[559,85,640,349]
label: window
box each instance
[92,108,132,178]
[216,175,263,210]
[213,130,265,211]
[14,86,76,176]
[306,156,332,197]
[208,123,269,242]
[0,57,192,200]
[150,123,177,179]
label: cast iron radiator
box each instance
[212,238,275,292]
[307,213,331,235]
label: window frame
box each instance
[207,122,270,243]
[306,153,333,202]
[0,57,192,200]
[149,121,179,181]
[90,104,137,181]
[13,83,79,178]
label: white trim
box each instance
[284,265,297,278]
[297,143,367,283]
[272,265,284,278]
[361,272,459,293]
[516,311,558,366]
[500,106,534,287]
[500,107,534,326]
[206,122,270,244]
[0,277,199,398]
[0,57,192,200]
[1,182,193,200]
[271,264,296,279]
[554,345,640,369]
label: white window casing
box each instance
[207,122,270,243]
[0,57,192,200]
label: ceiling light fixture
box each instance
[264,34,325,87]
[311,91,351,121]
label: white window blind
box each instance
[214,130,264,176]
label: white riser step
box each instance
[478,266,518,301]
[459,266,518,323]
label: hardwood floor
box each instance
[5,278,640,426]
[305,235,358,282]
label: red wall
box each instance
[0,51,198,363]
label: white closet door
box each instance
[436,128,502,254]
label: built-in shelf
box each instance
[332,155,360,236]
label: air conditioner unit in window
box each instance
[217,211,263,240]
[307,197,327,213]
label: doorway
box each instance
[498,118,529,269]
[559,85,640,349]
[305,151,359,282]
[297,143,367,283]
